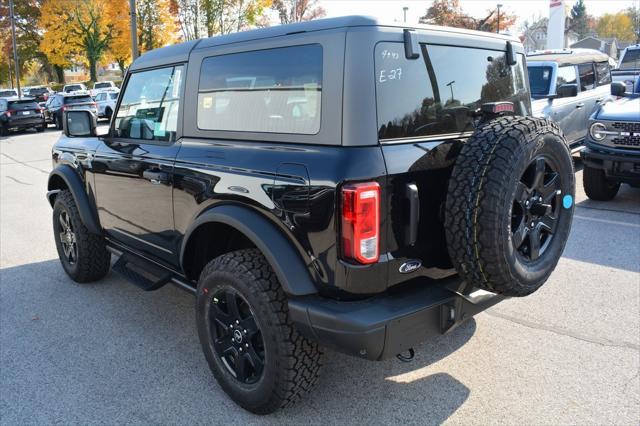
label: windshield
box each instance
[29,88,48,95]
[95,82,112,89]
[0,90,16,97]
[620,49,640,70]
[64,96,93,104]
[375,42,530,140]
[527,66,553,98]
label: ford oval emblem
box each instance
[399,260,422,274]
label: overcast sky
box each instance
[322,0,639,33]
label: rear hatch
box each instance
[375,40,532,288]
[63,95,97,113]
[6,99,43,124]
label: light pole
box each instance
[403,6,408,23]
[446,80,455,102]
[129,0,139,60]
[9,0,21,98]
[496,3,503,34]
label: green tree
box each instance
[570,0,592,39]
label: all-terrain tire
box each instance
[583,165,620,201]
[53,190,111,283]
[445,116,575,297]
[196,249,323,414]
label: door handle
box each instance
[143,170,170,185]
[405,183,420,246]
[595,98,604,104]
[575,103,584,109]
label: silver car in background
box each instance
[527,49,613,150]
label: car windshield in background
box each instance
[528,66,553,98]
[376,43,530,140]
[65,85,83,92]
[95,83,112,89]
[8,100,39,110]
[0,90,16,97]
[29,88,48,95]
[64,96,93,104]
[620,49,640,70]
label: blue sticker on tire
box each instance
[562,194,573,209]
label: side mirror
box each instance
[556,83,578,98]
[64,110,97,137]
[611,82,626,97]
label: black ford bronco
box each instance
[47,17,575,414]
[581,81,640,200]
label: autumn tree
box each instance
[40,0,122,82]
[419,0,516,33]
[105,0,132,73]
[597,12,635,42]
[627,5,640,42]
[272,0,325,24]
[137,0,177,52]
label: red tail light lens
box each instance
[5,109,16,117]
[341,182,380,264]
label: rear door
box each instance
[376,41,531,287]
[93,64,185,265]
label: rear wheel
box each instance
[583,165,619,201]
[445,116,575,297]
[105,107,112,120]
[0,124,8,136]
[196,249,322,414]
[36,125,45,132]
[53,190,111,283]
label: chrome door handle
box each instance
[575,103,584,109]
[143,170,170,185]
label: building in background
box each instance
[522,17,579,52]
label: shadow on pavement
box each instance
[1,259,474,424]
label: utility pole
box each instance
[7,56,13,90]
[403,6,408,23]
[9,0,21,98]
[129,0,139,60]
[497,3,502,34]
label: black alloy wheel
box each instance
[58,210,78,265]
[511,156,561,261]
[208,288,265,384]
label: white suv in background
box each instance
[90,81,118,97]
[94,91,119,120]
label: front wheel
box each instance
[583,165,620,201]
[196,249,323,414]
[53,190,111,283]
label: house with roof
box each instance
[522,18,579,53]
[571,36,620,58]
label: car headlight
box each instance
[589,122,607,141]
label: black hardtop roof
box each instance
[130,15,518,71]
[527,48,610,65]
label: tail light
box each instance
[61,105,68,112]
[5,109,16,117]
[341,182,380,264]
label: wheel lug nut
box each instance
[236,320,240,324]
[243,329,247,334]
[245,343,249,348]
[239,347,243,352]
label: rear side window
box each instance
[595,62,611,86]
[114,65,184,142]
[577,63,595,91]
[8,101,39,110]
[197,44,322,135]
[375,43,529,140]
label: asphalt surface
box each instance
[1,127,639,425]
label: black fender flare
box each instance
[47,165,102,235]
[180,205,318,296]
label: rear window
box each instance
[95,82,112,89]
[64,85,83,92]
[197,44,322,135]
[8,100,39,110]
[0,90,16,97]
[620,49,640,70]
[29,88,48,95]
[527,66,553,97]
[64,96,93,104]
[375,43,529,141]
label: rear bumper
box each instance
[581,145,640,185]
[5,117,44,130]
[289,277,505,360]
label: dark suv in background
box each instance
[47,17,575,414]
[44,93,97,130]
[0,97,46,136]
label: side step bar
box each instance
[107,245,197,295]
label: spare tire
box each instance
[445,116,574,297]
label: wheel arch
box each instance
[180,205,318,296]
[47,165,102,235]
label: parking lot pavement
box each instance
[1,128,639,425]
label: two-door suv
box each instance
[47,17,575,414]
